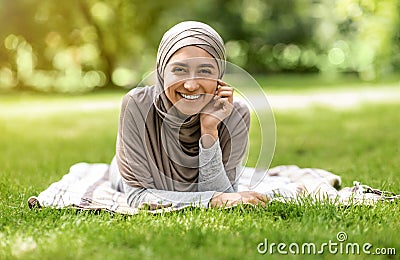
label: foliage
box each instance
[1,0,400,92]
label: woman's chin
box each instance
[175,105,203,116]
[174,96,212,116]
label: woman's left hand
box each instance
[200,80,234,132]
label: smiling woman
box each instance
[109,21,269,209]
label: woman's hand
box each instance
[209,191,269,208]
[200,80,234,148]
[200,80,234,130]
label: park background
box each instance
[1,0,399,259]
[1,0,400,92]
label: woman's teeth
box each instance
[180,93,201,100]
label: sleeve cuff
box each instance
[199,137,220,164]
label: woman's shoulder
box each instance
[125,85,157,101]
[224,98,250,128]
[232,98,250,116]
[122,85,157,109]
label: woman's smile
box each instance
[179,92,202,100]
[173,90,210,115]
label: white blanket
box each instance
[28,163,399,214]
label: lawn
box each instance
[0,81,399,259]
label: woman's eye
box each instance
[198,69,212,74]
[172,67,186,73]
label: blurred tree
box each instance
[311,0,400,80]
[0,0,399,92]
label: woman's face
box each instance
[163,46,219,115]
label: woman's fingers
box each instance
[200,82,233,127]
[210,192,269,208]
[216,86,233,94]
[216,86,233,100]
[239,191,269,207]
[214,97,231,108]
[256,192,269,202]
[256,195,269,207]
[216,83,234,103]
[255,200,267,207]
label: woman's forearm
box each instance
[197,138,235,193]
[200,125,218,148]
[123,182,215,209]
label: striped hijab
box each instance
[156,21,226,88]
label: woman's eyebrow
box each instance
[170,61,188,67]
[198,64,216,68]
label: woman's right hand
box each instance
[209,191,269,208]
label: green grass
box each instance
[1,87,399,259]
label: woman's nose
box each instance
[183,79,199,92]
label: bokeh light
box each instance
[0,0,399,92]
